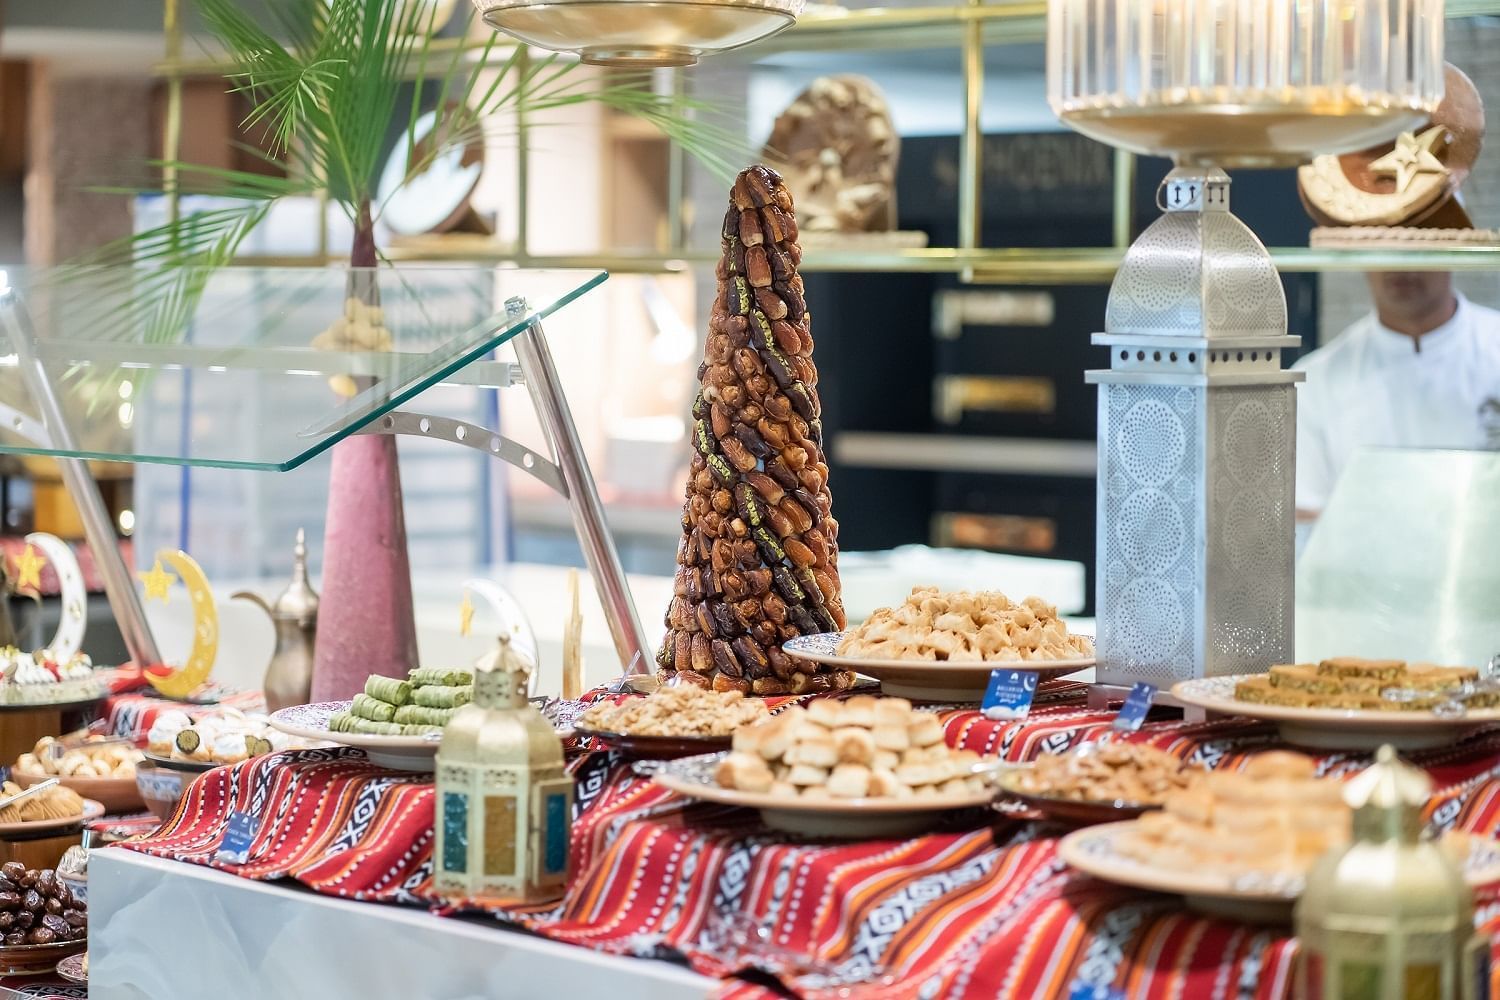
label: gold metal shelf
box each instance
[371,243,1500,281]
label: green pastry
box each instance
[329,712,406,736]
[350,692,397,723]
[408,667,473,688]
[413,685,472,710]
[392,704,456,727]
[400,724,444,737]
[364,675,412,706]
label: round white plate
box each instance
[651,752,995,838]
[782,631,1093,702]
[1060,820,1500,923]
[269,702,440,771]
[1171,675,1500,751]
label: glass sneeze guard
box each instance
[0,266,607,472]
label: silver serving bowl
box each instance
[471,0,803,67]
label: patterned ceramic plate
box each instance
[56,951,87,983]
[0,938,84,975]
[783,632,1093,702]
[993,768,1159,826]
[0,799,104,838]
[652,752,995,838]
[1059,821,1500,922]
[269,702,440,771]
[1171,675,1500,751]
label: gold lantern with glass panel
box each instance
[434,635,572,902]
[1296,746,1486,1000]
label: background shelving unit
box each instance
[155,0,1500,278]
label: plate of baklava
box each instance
[651,695,1003,837]
[1172,657,1500,750]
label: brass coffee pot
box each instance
[234,530,319,713]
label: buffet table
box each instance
[95,683,1500,1000]
[91,851,713,999]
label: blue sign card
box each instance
[982,669,1039,722]
[1112,682,1158,732]
[215,810,260,865]
[1068,984,1127,1000]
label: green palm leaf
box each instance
[67,0,743,360]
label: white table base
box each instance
[91,850,714,1000]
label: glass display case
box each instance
[0,264,649,674]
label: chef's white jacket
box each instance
[1293,293,1500,512]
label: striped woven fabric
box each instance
[103,686,267,746]
[121,688,1500,999]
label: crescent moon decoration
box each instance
[1298,135,1451,228]
[144,549,219,700]
[462,577,538,665]
[22,533,86,662]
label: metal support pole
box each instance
[505,297,650,671]
[515,48,531,262]
[1112,150,1136,249]
[666,68,686,254]
[0,284,162,667]
[958,0,985,260]
[163,0,183,227]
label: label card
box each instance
[1111,682,1158,732]
[215,810,260,865]
[1069,985,1127,1000]
[982,669,1039,722]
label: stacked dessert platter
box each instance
[0,648,108,714]
[1174,657,1500,751]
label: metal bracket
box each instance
[506,297,650,673]
[356,410,567,497]
[0,283,162,667]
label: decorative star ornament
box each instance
[1369,125,1448,193]
[11,544,45,594]
[458,588,475,637]
[137,559,177,602]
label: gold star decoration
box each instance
[1369,125,1447,193]
[137,559,177,602]
[458,588,475,637]
[11,545,45,593]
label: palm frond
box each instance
[61,0,743,376]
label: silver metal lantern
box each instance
[1088,166,1302,690]
[1047,0,1445,697]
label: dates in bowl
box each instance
[0,860,86,947]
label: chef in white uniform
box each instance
[1295,271,1500,517]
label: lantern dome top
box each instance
[1345,744,1433,843]
[1105,168,1286,340]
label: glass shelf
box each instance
[0,265,606,472]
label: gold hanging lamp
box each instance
[469,0,803,67]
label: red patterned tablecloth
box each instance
[120,684,1500,999]
[101,686,267,746]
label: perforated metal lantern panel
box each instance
[1097,384,1203,684]
[1090,166,1301,689]
[1206,385,1296,671]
